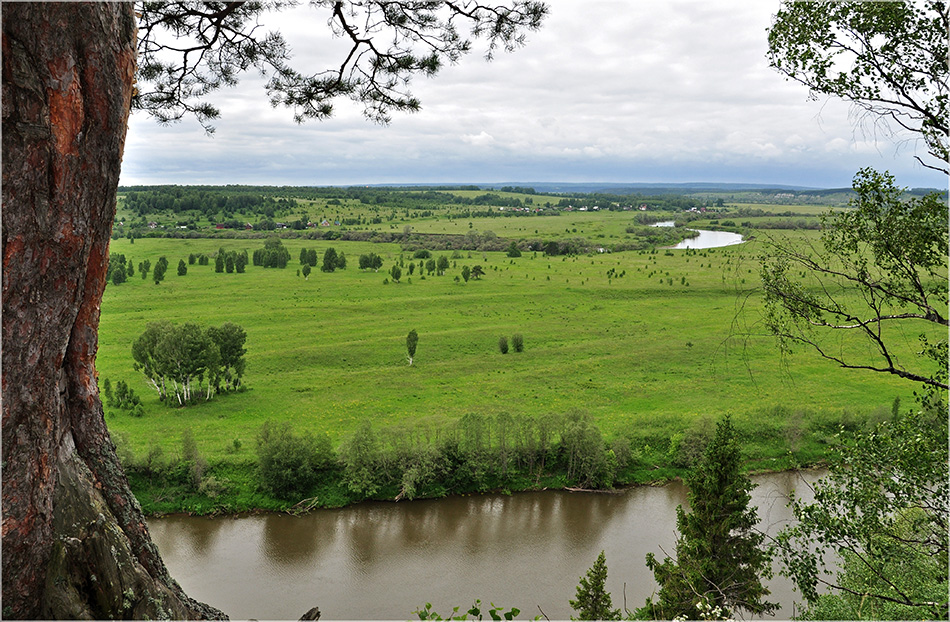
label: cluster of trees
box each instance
[252,237,291,268]
[555,192,706,211]
[106,252,133,285]
[189,252,211,265]
[253,410,629,502]
[459,264,485,282]
[321,247,347,272]
[131,321,247,407]
[215,248,249,273]
[299,248,319,267]
[121,186,299,219]
[359,252,384,271]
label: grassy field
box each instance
[99,229,921,479]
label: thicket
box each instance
[256,421,334,499]
[302,410,625,502]
[114,401,889,516]
[106,253,132,285]
[251,236,290,268]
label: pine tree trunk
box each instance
[2,4,225,619]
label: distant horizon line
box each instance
[115,180,948,193]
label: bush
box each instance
[511,333,524,352]
[256,421,333,499]
[340,419,383,497]
[498,336,509,354]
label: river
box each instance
[150,469,825,620]
[652,221,745,249]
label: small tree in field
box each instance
[177,258,187,276]
[152,256,168,285]
[436,255,449,275]
[406,329,418,366]
[321,247,339,272]
[571,550,620,620]
[301,262,311,280]
[498,335,509,354]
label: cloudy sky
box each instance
[119,1,944,190]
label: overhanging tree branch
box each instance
[135,1,547,128]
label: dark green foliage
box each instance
[498,335,508,354]
[639,415,775,620]
[139,258,151,279]
[511,333,523,352]
[560,410,610,488]
[767,2,947,169]
[413,249,431,259]
[425,258,436,275]
[205,322,247,391]
[107,253,128,285]
[321,247,343,272]
[470,265,484,279]
[506,241,521,257]
[301,262,311,279]
[774,406,948,620]
[359,252,384,271]
[177,258,187,276]
[152,256,168,284]
[102,377,113,406]
[252,236,291,268]
[215,253,225,272]
[256,421,333,499]
[415,599,524,621]
[436,255,449,275]
[105,379,141,411]
[341,419,383,497]
[570,551,620,620]
[390,264,402,282]
[406,329,418,365]
[461,265,471,282]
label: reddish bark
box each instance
[2,3,223,618]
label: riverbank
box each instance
[125,439,825,517]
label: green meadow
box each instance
[99,227,918,484]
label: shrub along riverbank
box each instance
[117,404,873,516]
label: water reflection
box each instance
[149,470,824,620]
[260,513,333,565]
[650,221,745,250]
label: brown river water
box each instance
[149,469,826,620]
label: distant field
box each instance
[99,231,920,469]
